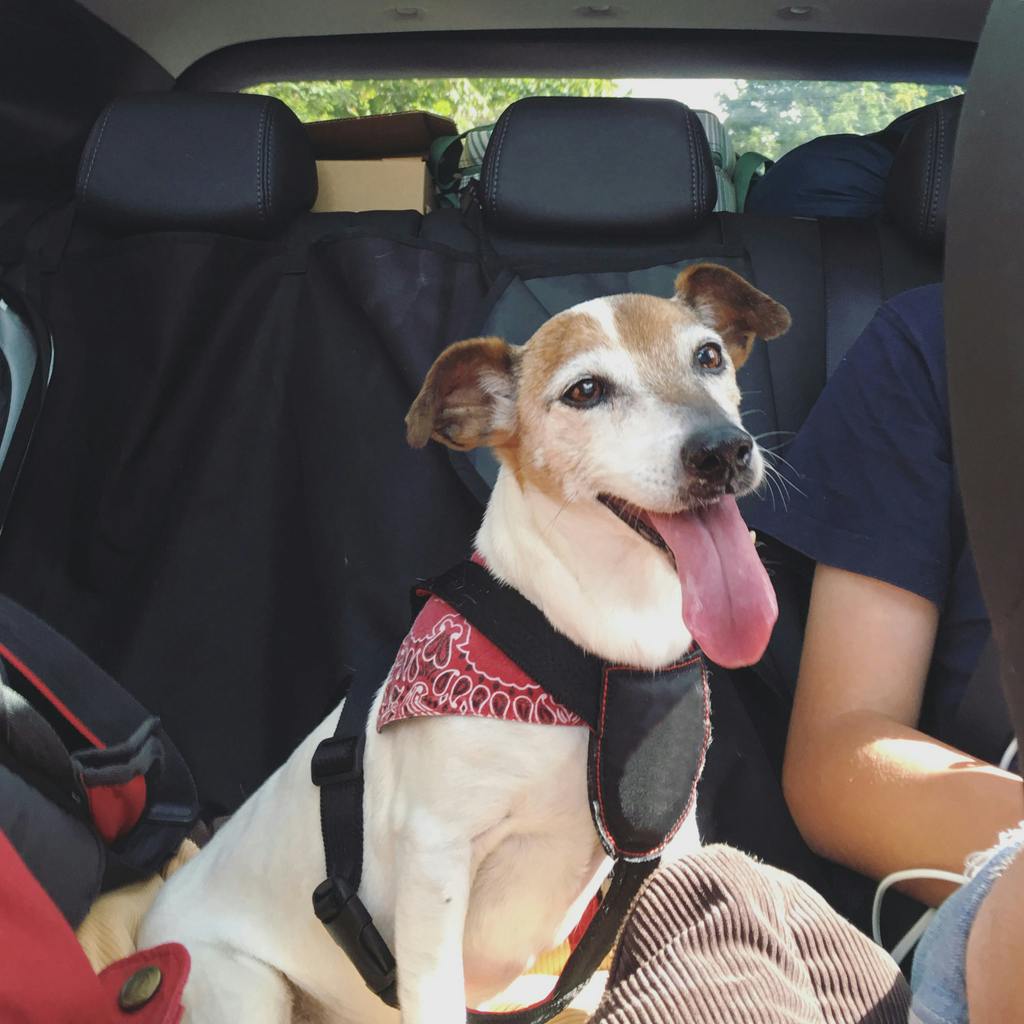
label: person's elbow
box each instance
[781,715,847,859]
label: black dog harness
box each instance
[311,559,709,1022]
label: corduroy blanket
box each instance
[591,845,911,1024]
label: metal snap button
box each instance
[118,965,162,1011]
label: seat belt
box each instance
[950,635,1014,766]
[818,218,885,378]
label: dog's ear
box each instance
[406,336,519,451]
[674,263,791,369]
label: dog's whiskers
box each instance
[752,430,797,452]
[754,471,782,512]
[760,447,805,503]
[757,463,799,513]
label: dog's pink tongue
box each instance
[648,497,777,669]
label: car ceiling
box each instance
[76,0,990,78]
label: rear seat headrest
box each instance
[884,95,963,251]
[76,93,318,238]
[479,97,717,237]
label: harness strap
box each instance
[312,560,692,1022]
[312,672,399,1007]
[468,859,657,1024]
[413,560,605,729]
[313,677,655,1023]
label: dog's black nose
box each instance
[682,426,754,486]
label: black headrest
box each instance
[76,93,317,238]
[479,97,716,237]
[884,95,963,251]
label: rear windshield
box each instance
[244,78,963,159]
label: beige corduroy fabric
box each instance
[591,845,911,1024]
[75,839,200,972]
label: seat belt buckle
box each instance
[312,876,397,1001]
[310,732,365,787]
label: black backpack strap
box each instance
[949,634,1014,765]
[414,560,605,728]
[0,593,198,873]
[311,673,399,1007]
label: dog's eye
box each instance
[561,377,606,408]
[695,342,724,371]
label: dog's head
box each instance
[406,264,790,667]
[407,263,789,510]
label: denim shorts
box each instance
[909,825,1024,1024]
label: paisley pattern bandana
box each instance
[377,593,584,731]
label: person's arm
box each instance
[782,563,1024,905]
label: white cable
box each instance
[871,868,968,959]
[999,737,1019,773]
[888,908,935,966]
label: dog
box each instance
[138,263,790,1024]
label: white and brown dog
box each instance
[139,264,790,1024]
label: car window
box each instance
[244,77,963,159]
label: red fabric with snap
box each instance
[0,830,190,1023]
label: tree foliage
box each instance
[245,77,619,128]
[247,75,964,159]
[717,80,963,157]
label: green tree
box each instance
[245,77,620,128]
[718,80,963,157]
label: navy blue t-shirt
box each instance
[747,284,990,740]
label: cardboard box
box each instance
[306,111,457,160]
[313,156,435,214]
[305,111,459,214]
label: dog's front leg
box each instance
[393,822,472,1024]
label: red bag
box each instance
[0,830,190,1022]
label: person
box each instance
[746,283,1024,907]
[744,98,959,220]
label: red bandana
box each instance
[377,592,584,732]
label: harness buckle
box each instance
[310,732,365,787]
[312,876,397,1001]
